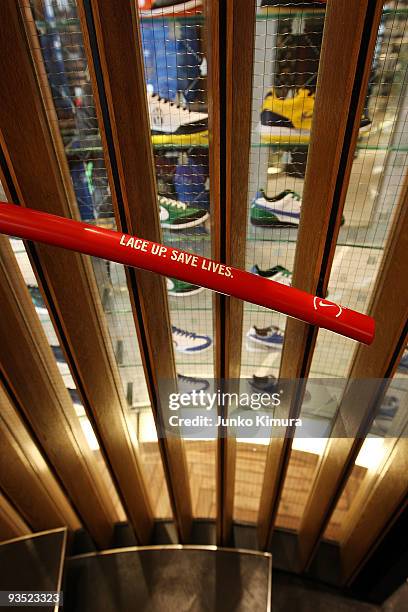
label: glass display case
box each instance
[0,0,404,584]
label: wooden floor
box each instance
[138,440,367,541]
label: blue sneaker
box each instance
[250,189,301,228]
[172,326,212,353]
[246,325,284,350]
[398,349,408,372]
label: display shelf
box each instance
[33,6,408,30]
[63,141,408,154]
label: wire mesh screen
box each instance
[24,0,173,519]
[275,0,408,533]
[234,0,326,523]
[138,1,217,519]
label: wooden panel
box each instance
[213,0,256,545]
[341,438,408,584]
[0,383,80,532]
[0,493,31,542]
[0,0,154,544]
[257,0,384,550]
[76,0,191,541]
[0,236,116,547]
[297,181,408,571]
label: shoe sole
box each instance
[168,286,205,297]
[258,123,370,143]
[246,336,283,350]
[250,217,299,228]
[174,343,212,354]
[151,131,208,147]
[161,212,209,230]
[259,123,311,144]
[141,1,202,16]
[358,123,372,134]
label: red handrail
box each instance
[0,203,375,345]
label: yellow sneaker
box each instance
[260,88,314,144]
[260,88,371,144]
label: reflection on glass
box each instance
[24,0,172,518]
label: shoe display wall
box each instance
[24,0,408,549]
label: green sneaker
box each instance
[167,278,204,297]
[250,205,283,227]
[159,195,209,230]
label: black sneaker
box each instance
[177,373,210,394]
[248,375,277,393]
[261,1,326,8]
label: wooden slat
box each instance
[0,236,117,547]
[206,0,224,540]
[0,383,81,532]
[257,0,384,550]
[297,182,408,571]
[341,438,408,584]
[0,0,154,544]
[76,0,192,541]
[212,0,256,545]
[0,493,31,542]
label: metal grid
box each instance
[24,0,172,519]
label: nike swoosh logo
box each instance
[313,297,343,318]
[160,206,169,221]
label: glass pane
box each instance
[139,1,216,518]
[0,181,123,522]
[234,0,326,523]
[23,0,172,518]
[324,358,408,543]
[275,2,408,531]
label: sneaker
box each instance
[260,88,314,143]
[250,189,345,228]
[251,264,292,286]
[140,0,203,16]
[248,374,277,393]
[177,373,210,394]
[250,189,301,227]
[159,195,209,229]
[172,325,212,353]
[148,92,208,145]
[51,344,70,377]
[28,285,49,321]
[377,396,399,420]
[246,325,284,350]
[260,88,371,143]
[261,1,326,7]
[360,110,372,133]
[397,348,408,373]
[167,278,205,297]
[68,388,83,407]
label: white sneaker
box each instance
[158,195,209,230]
[254,189,301,213]
[250,189,302,227]
[140,0,203,16]
[147,92,207,135]
[172,326,212,353]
